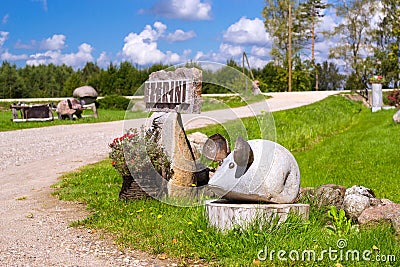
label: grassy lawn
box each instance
[201,94,269,112]
[54,95,400,266]
[0,108,141,132]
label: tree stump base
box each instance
[205,200,309,231]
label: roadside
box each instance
[0,91,339,266]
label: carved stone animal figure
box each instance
[56,98,83,120]
[208,137,300,204]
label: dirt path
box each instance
[0,91,339,266]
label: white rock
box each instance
[345,185,375,198]
[343,194,370,219]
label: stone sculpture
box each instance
[208,137,300,204]
[56,98,83,120]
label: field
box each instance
[54,95,400,266]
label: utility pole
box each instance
[288,2,292,92]
[312,15,319,91]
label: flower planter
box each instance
[119,174,149,201]
[110,128,173,201]
[119,170,169,201]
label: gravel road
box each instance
[0,91,339,266]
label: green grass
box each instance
[190,95,363,152]
[54,95,400,266]
[201,94,270,112]
[0,109,146,132]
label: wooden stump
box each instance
[205,200,309,231]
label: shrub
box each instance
[386,89,400,108]
[98,95,131,110]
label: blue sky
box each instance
[0,0,341,69]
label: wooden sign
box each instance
[144,68,202,114]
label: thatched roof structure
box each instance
[73,86,98,98]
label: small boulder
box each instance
[343,194,371,220]
[393,109,400,124]
[315,184,347,210]
[343,185,376,220]
[358,204,400,234]
[345,185,375,198]
[187,132,208,154]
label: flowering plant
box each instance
[109,127,172,180]
[387,89,400,108]
[369,75,386,84]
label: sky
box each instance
[0,0,343,70]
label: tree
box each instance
[0,61,26,98]
[63,72,83,96]
[329,0,377,89]
[263,0,309,92]
[298,0,328,90]
[371,0,400,86]
[316,61,345,90]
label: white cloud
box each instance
[0,31,28,61]
[121,22,185,66]
[166,29,196,42]
[251,46,270,57]
[246,55,270,69]
[223,17,271,46]
[0,31,9,47]
[219,43,243,57]
[2,14,9,24]
[318,9,338,33]
[97,51,110,68]
[40,34,66,50]
[1,50,28,61]
[26,43,94,69]
[151,0,212,20]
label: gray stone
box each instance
[208,139,300,204]
[148,112,208,197]
[72,85,98,98]
[187,132,209,157]
[296,187,315,202]
[369,198,383,207]
[343,194,371,220]
[205,200,309,231]
[146,67,202,114]
[358,204,400,234]
[380,198,394,205]
[345,185,375,198]
[393,109,400,124]
[130,101,146,112]
[315,184,346,210]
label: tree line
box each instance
[0,0,398,98]
[0,59,346,98]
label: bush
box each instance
[97,95,130,110]
[386,89,400,108]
